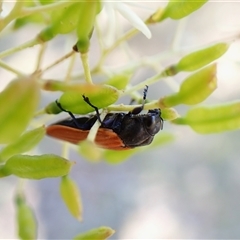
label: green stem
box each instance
[107,100,160,112]
[35,43,47,71]
[64,53,76,82]
[124,72,164,95]
[0,0,24,32]
[103,28,138,57]
[0,38,40,59]
[21,1,72,18]
[80,53,92,84]
[42,50,75,73]
[93,28,138,71]
[0,60,24,76]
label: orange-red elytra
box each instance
[46,86,164,150]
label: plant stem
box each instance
[124,72,164,95]
[0,0,24,31]
[104,28,138,57]
[35,43,47,71]
[0,38,40,59]
[107,100,160,112]
[21,1,72,17]
[0,60,24,76]
[80,53,92,84]
[42,50,75,73]
[64,53,76,82]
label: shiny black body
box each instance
[56,109,163,148]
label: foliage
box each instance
[0,0,237,239]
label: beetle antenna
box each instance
[55,100,81,128]
[82,95,102,123]
[130,85,148,115]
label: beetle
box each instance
[46,86,164,150]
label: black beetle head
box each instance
[142,109,163,136]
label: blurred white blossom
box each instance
[99,1,152,46]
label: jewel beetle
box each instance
[46,86,164,150]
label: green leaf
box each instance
[0,77,40,144]
[162,0,208,20]
[60,87,119,114]
[161,108,179,121]
[16,193,37,240]
[104,133,174,164]
[76,1,101,53]
[38,0,55,5]
[52,3,82,34]
[146,132,175,149]
[14,13,45,29]
[60,176,83,221]
[44,82,120,114]
[38,2,82,41]
[78,141,103,162]
[161,64,217,107]
[13,0,47,29]
[3,154,73,179]
[0,165,11,178]
[173,102,240,134]
[104,74,130,90]
[73,226,115,240]
[43,81,111,93]
[0,126,46,162]
[104,149,137,164]
[176,43,229,72]
[45,84,119,115]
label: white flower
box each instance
[98,1,152,45]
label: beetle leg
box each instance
[82,95,102,123]
[129,85,148,115]
[55,100,81,128]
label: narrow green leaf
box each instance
[0,77,40,144]
[161,108,179,121]
[59,85,119,114]
[38,3,82,41]
[3,154,73,179]
[0,126,46,162]
[60,176,83,221]
[161,64,217,107]
[16,193,37,240]
[162,0,208,20]
[45,83,119,114]
[0,165,11,178]
[146,132,175,149]
[179,64,217,104]
[104,133,174,164]
[177,43,229,71]
[13,0,47,29]
[104,149,137,164]
[14,13,44,29]
[39,0,55,5]
[173,102,240,134]
[79,141,103,162]
[43,81,108,93]
[73,226,115,240]
[104,74,130,90]
[52,3,82,34]
[76,1,100,53]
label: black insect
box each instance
[46,86,163,150]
